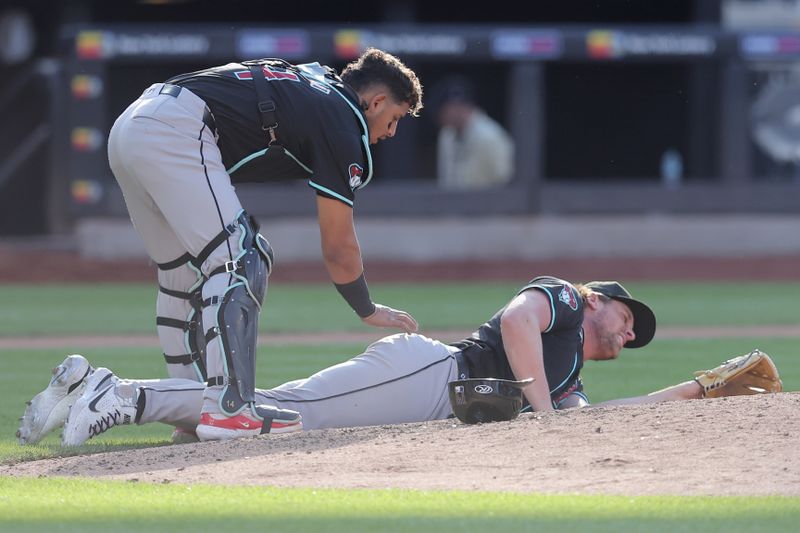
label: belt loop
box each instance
[159,83,182,98]
[157,83,217,138]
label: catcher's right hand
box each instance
[694,348,782,398]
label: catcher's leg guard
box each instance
[155,257,207,382]
[199,211,273,416]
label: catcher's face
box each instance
[591,299,636,360]
[363,94,411,144]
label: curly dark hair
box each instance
[340,48,423,117]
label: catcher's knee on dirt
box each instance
[201,211,274,415]
[155,257,208,382]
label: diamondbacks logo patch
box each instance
[559,285,578,310]
[348,163,364,189]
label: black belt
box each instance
[159,83,217,136]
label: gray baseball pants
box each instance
[107,83,249,385]
[128,333,461,431]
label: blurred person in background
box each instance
[433,76,514,190]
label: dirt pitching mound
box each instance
[5,393,799,496]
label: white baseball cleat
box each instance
[17,354,93,445]
[62,368,137,446]
[196,404,302,441]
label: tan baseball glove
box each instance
[694,348,782,398]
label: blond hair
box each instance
[575,283,610,303]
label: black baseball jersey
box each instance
[451,276,587,406]
[166,60,371,207]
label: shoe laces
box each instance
[88,409,122,438]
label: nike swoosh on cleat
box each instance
[88,386,113,413]
[67,367,92,395]
[51,366,68,385]
[93,372,113,390]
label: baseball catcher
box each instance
[693,348,782,398]
[96,47,423,443]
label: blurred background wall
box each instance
[1,0,799,261]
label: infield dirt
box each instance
[3,393,799,495]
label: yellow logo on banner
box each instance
[71,75,103,99]
[71,180,103,204]
[76,31,104,59]
[587,31,617,59]
[334,30,362,59]
[71,128,103,152]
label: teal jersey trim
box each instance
[283,148,313,174]
[308,180,354,207]
[227,147,313,176]
[225,77,371,189]
[552,354,579,393]
[328,85,373,189]
[227,149,267,175]
[522,284,556,332]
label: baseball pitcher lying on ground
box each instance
[17,276,782,446]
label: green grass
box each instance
[582,336,800,402]
[1,280,798,529]
[1,477,798,533]
[628,282,800,327]
[0,281,797,336]
[0,344,364,462]
[0,281,518,336]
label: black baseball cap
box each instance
[584,281,656,349]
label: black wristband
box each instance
[334,273,376,318]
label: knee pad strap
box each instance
[207,213,273,308]
[156,257,208,379]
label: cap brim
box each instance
[610,296,656,348]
